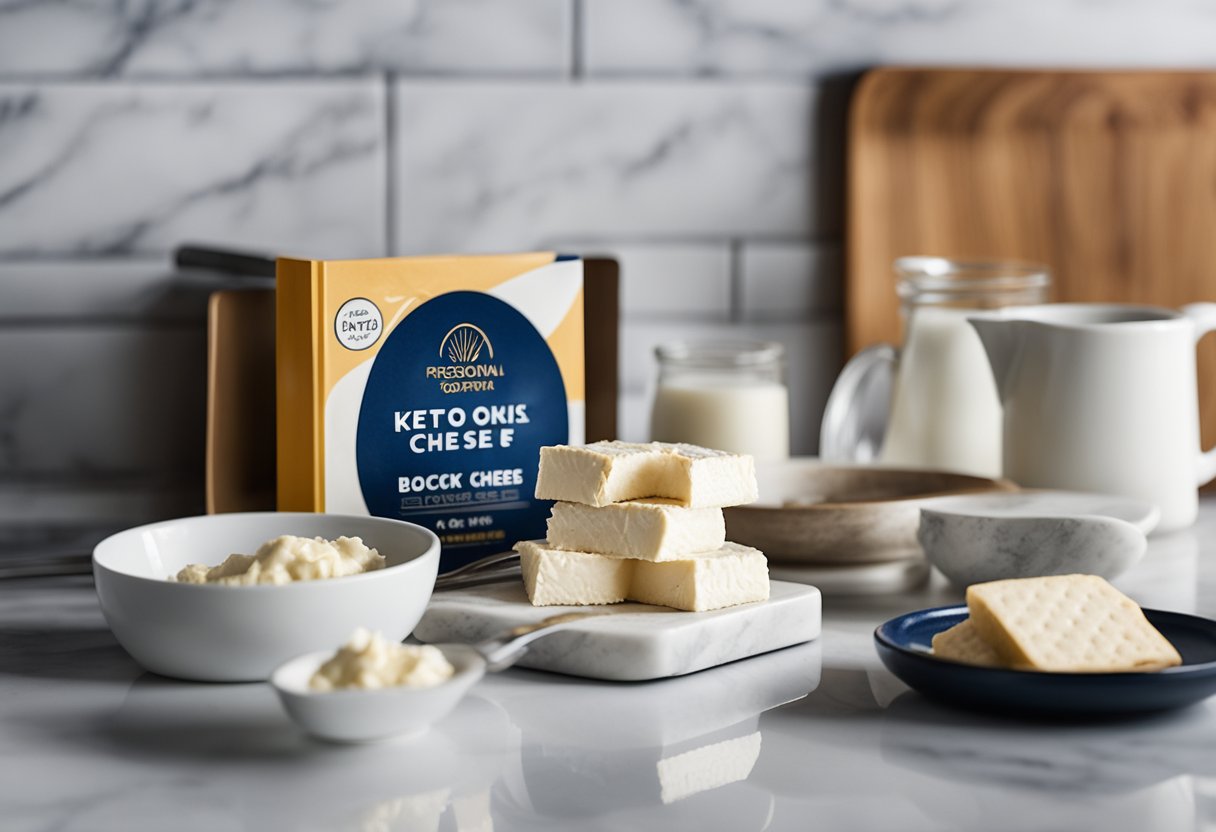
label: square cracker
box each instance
[932,619,1003,667]
[966,574,1182,673]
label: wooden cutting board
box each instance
[847,68,1216,450]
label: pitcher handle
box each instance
[1182,303,1216,485]
[820,343,897,463]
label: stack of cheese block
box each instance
[933,574,1182,672]
[515,441,769,612]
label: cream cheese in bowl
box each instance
[309,629,454,691]
[92,512,440,682]
[173,535,385,585]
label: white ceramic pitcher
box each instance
[968,303,1216,531]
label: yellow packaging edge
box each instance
[276,256,326,510]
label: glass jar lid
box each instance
[895,256,1050,306]
[654,340,785,369]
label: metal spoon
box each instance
[432,550,520,591]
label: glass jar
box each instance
[822,257,1050,477]
[649,341,789,459]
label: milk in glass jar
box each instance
[879,258,1049,476]
[649,341,790,460]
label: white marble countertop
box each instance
[4,502,1216,832]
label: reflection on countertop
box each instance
[2,503,1216,831]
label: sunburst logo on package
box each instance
[276,252,584,570]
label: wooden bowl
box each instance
[724,460,1015,564]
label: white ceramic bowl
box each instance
[272,644,486,743]
[93,512,440,682]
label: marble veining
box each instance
[415,580,822,680]
[584,0,1216,76]
[392,82,822,253]
[918,491,1158,586]
[0,83,385,257]
[2,505,1216,829]
[8,0,1216,552]
[919,513,1147,586]
[2,506,1216,830]
[0,0,570,77]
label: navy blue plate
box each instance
[874,605,1216,717]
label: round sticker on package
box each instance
[356,291,568,571]
[334,297,382,351]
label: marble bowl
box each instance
[918,490,1159,587]
[93,512,440,682]
[723,459,1014,564]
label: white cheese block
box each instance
[657,732,762,804]
[547,499,726,561]
[519,541,631,606]
[516,540,769,612]
[534,441,758,508]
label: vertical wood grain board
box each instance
[848,68,1216,450]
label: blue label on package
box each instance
[356,291,568,571]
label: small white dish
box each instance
[271,644,486,743]
[92,512,440,682]
[918,490,1158,587]
[272,611,602,743]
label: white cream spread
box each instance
[173,535,385,586]
[308,628,455,691]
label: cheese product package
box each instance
[535,441,758,508]
[966,574,1183,672]
[546,499,726,561]
[517,540,769,612]
[277,253,584,570]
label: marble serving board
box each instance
[414,580,821,682]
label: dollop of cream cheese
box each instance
[309,628,455,691]
[173,535,385,586]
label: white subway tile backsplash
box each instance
[0,83,385,258]
[0,480,203,535]
[20,0,1212,540]
[393,81,822,253]
[0,327,207,478]
[619,319,842,454]
[584,0,1216,76]
[0,259,268,322]
[739,241,842,321]
[551,241,732,319]
[617,389,652,444]
[0,1,571,78]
